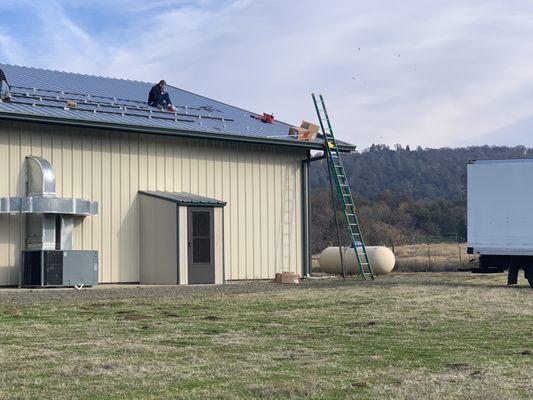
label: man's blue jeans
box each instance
[149,92,172,108]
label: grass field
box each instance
[0,273,531,399]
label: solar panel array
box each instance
[0,64,304,143]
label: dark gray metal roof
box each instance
[0,64,355,151]
[139,191,226,207]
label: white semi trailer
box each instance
[467,158,533,286]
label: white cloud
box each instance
[0,31,26,64]
[3,0,533,149]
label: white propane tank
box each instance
[318,246,395,275]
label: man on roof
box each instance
[0,69,11,102]
[148,80,175,112]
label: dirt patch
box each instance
[204,315,222,321]
[351,382,369,388]
[446,362,471,370]
[347,321,376,328]
[115,310,149,321]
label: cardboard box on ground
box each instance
[274,272,301,284]
[289,120,320,141]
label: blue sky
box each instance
[1,0,533,149]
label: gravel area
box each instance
[0,276,358,305]
[0,272,522,305]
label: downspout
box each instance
[301,151,327,278]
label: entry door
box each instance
[188,207,215,284]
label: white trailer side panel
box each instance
[468,159,533,255]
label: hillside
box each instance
[310,145,533,252]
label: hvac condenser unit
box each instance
[0,156,99,287]
[22,250,98,287]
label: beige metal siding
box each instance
[139,195,177,285]
[0,121,305,285]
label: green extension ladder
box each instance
[312,93,375,280]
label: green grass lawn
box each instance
[0,273,531,399]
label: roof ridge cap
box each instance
[0,63,151,85]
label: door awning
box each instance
[139,191,226,207]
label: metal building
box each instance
[0,64,353,285]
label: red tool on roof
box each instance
[251,113,275,124]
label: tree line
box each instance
[310,145,533,253]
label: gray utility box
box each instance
[22,250,98,287]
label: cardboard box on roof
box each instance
[288,121,320,142]
[300,120,319,139]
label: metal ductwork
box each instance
[0,156,99,287]
[26,156,56,197]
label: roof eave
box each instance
[0,111,356,152]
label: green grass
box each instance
[0,273,531,399]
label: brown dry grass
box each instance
[0,273,531,399]
[394,243,478,272]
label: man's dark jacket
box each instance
[148,84,163,105]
